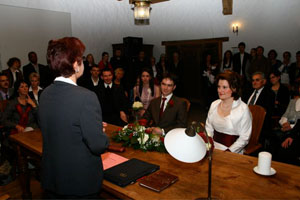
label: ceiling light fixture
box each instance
[132,0,152,25]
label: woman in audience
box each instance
[133,68,160,116]
[83,53,97,78]
[268,49,282,71]
[114,67,125,87]
[205,71,252,154]
[269,70,290,117]
[2,81,38,134]
[221,50,233,72]
[2,57,23,88]
[39,37,108,198]
[28,72,43,104]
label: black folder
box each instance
[104,158,160,187]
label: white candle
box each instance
[258,152,272,175]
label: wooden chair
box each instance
[244,105,266,155]
[181,98,191,112]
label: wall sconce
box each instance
[132,0,152,25]
[232,24,239,35]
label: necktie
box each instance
[249,90,258,105]
[159,98,167,120]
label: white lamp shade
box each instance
[134,6,150,19]
[164,128,207,163]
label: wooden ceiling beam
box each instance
[222,0,233,15]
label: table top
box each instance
[9,125,300,199]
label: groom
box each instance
[142,74,187,135]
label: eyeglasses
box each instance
[252,78,262,82]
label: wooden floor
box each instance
[0,176,43,199]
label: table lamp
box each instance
[164,122,214,200]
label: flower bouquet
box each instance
[112,119,166,152]
[132,101,144,122]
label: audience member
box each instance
[79,66,101,93]
[289,51,300,85]
[169,51,184,97]
[143,74,187,134]
[278,51,292,85]
[150,57,160,84]
[249,46,271,78]
[289,51,300,84]
[39,37,109,198]
[110,49,128,71]
[96,68,129,126]
[269,70,290,117]
[221,50,233,72]
[113,68,126,89]
[134,68,160,116]
[98,52,113,72]
[82,53,97,79]
[156,53,169,82]
[205,71,252,154]
[268,49,282,71]
[202,53,219,109]
[233,42,251,79]
[243,71,275,145]
[23,51,51,88]
[28,72,43,104]
[0,73,13,100]
[2,57,23,88]
[2,81,38,134]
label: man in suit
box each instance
[143,74,187,134]
[243,71,275,145]
[79,66,101,93]
[2,57,23,88]
[39,37,109,198]
[23,51,52,88]
[0,73,13,100]
[233,42,251,79]
[96,68,129,126]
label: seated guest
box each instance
[28,72,43,104]
[289,51,300,84]
[149,57,160,85]
[0,73,13,101]
[110,49,127,71]
[98,52,113,73]
[269,70,290,117]
[156,53,169,82]
[243,71,275,144]
[114,68,125,88]
[249,46,271,78]
[143,74,187,134]
[2,57,23,88]
[134,68,160,116]
[277,119,300,165]
[270,83,300,159]
[83,53,97,78]
[79,66,101,93]
[2,81,38,134]
[22,51,51,88]
[96,68,129,126]
[205,71,252,154]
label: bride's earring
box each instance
[75,68,79,73]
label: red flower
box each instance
[145,129,152,134]
[168,99,174,107]
[128,123,134,128]
[160,137,164,143]
[117,127,122,132]
[129,133,134,139]
[138,119,148,126]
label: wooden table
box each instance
[9,125,300,199]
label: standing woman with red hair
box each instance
[38,37,109,198]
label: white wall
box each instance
[0,0,299,67]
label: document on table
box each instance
[101,152,128,170]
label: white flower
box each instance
[137,133,149,145]
[151,135,160,143]
[137,125,146,132]
[133,101,143,110]
[122,125,128,130]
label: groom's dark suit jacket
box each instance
[38,81,109,196]
[143,95,187,133]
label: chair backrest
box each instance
[0,100,8,113]
[181,98,191,112]
[245,105,266,152]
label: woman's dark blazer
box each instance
[273,83,290,116]
[38,80,109,196]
